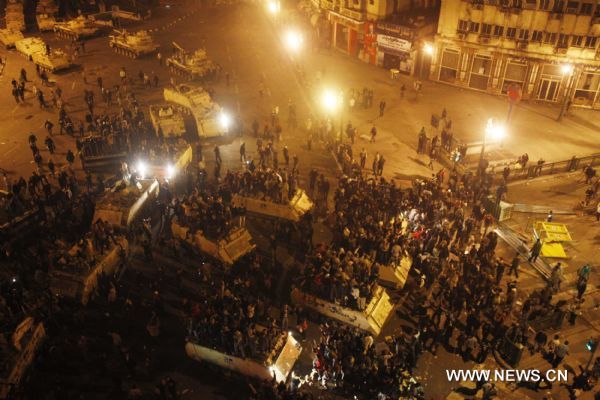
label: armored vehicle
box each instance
[232,189,314,222]
[36,0,58,31]
[32,48,71,72]
[14,37,46,60]
[0,29,24,48]
[165,42,220,81]
[5,0,25,32]
[149,104,186,138]
[36,14,57,31]
[109,29,159,58]
[53,16,100,40]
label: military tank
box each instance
[32,48,71,72]
[0,29,24,48]
[5,0,25,32]
[36,0,58,31]
[109,30,159,58]
[14,37,46,60]
[165,42,221,81]
[149,104,186,138]
[53,16,100,40]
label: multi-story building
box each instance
[311,0,439,75]
[430,0,600,109]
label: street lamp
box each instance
[557,63,575,121]
[479,117,506,175]
[219,111,231,132]
[283,29,303,54]
[267,0,280,15]
[420,42,434,79]
[321,89,343,141]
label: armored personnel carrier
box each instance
[36,13,57,31]
[53,16,100,40]
[165,42,220,81]
[163,84,228,138]
[0,29,24,48]
[14,37,46,60]
[32,48,70,72]
[109,29,159,58]
[149,104,186,138]
[5,0,25,32]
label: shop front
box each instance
[573,70,600,109]
[376,34,413,74]
[329,12,363,56]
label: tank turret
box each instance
[165,42,221,81]
[53,16,100,40]
[108,30,159,58]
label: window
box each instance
[566,1,579,12]
[481,23,492,35]
[506,27,517,38]
[469,22,480,33]
[513,0,522,7]
[519,29,530,40]
[558,34,569,46]
[458,20,469,32]
[532,30,543,42]
[493,25,504,36]
[539,0,551,9]
[585,36,598,48]
[524,0,536,9]
[553,0,564,11]
[543,32,557,44]
[580,2,593,14]
[571,35,583,47]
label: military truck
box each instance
[0,319,46,400]
[93,180,159,228]
[109,29,159,58]
[232,189,314,222]
[14,37,46,60]
[53,16,100,40]
[165,42,220,81]
[171,220,255,265]
[32,48,71,72]
[163,84,228,138]
[0,29,24,48]
[36,0,58,31]
[186,330,301,383]
[149,104,186,138]
[5,0,25,32]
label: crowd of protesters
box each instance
[222,167,300,204]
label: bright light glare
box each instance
[561,64,574,75]
[219,112,231,129]
[284,30,303,53]
[267,0,280,14]
[423,43,434,55]
[321,89,341,113]
[136,160,147,179]
[485,118,506,142]
[166,164,175,179]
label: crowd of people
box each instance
[221,168,300,204]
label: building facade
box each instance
[310,0,439,74]
[431,0,600,108]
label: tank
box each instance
[36,0,58,31]
[163,84,228,138]
[231,189,314,222]
[5,0,25,32]
[149,104,186,138]
[32,48,71,72]
[53,16,100,40]
[165,42,220,81]
[14,37,46,60]
[0,29,24,48]
[109,29,159,58]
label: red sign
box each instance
[507,83,522,104]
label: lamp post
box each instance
[420,42,434,80]
[267,0,280,21]
[321,89,343,142]
[478,118,506,175]
[557,63,574,121]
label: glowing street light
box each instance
[267,0,280,14]
[479,118,506,174]
[284,30,303,53]
[166,164,176,180]
[423,42,434,56]
[558,64,575,121]
[136,160,147,179]
[321,89,341,113]
[219,111,231,131]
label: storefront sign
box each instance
[376,34,412,52]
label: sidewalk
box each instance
[300,48,600,180]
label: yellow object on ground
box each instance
[541,242,568,258]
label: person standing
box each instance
[528,238,542,263]
[283,146,290,167]
[379,99,386,117]
[239,142,246,162]
[372,152,380,175]
[370,126,377,143]
[360,148,367,169]
[551,340,569,368]
[508,254,520,279]
[214,145,221,165]
[44,136,55,154]
[66,149,75,166]
[377,155,385,176]
[576,276,588,300]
